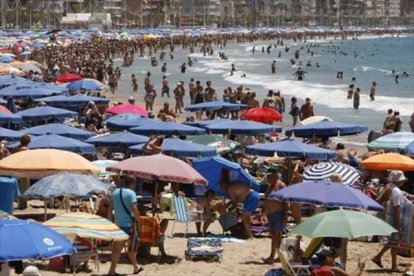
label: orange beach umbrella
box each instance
[361,153,414,171]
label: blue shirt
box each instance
[112,188,137,228]
[0,177,20,214]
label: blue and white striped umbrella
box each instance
[303,162,361,186]
[368,132,414,152]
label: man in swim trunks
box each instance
[263,167,288,264]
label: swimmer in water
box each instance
[395,75,399,84]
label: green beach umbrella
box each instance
[291,209,397,238]
[187,135,240,153]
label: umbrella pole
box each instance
[287,158,292,185]
[152,180,158,217]
[43,198,48,221]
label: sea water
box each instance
[117,36,414,138]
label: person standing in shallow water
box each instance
[353,88,361,109]
[370,81,376,101]
[289,97,299,126]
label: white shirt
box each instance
[390,184,410,207]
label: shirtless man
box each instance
[157,102,176,121]
[299,98,315,121]
[221,181,260,239]
[161,75,170,98]
[189,78,196,104]
[263,167,288,264]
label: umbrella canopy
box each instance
[107,104,148,116]
[66,79,101,91]
[285,120,368,138]
[0,149,99,178]
[0,127,23,141]
[17,63,41,74]
[205,120,281,135]
[240,107,283,123]
[24,123,94,140]
[105,114,151,131]
[406,141,414,156]
[57,73,83,83]
[187,135,240,153]
[0,217,74,261]
[184,101,246,112]
[35,94,109,106]
[269,180,384,211]
[0,111,22,124]
[192,156,260,195]
[129,138,217,158]
[187,119,233,128]
[44,212,128,241]
[303,162,361,185]
[7,134,95,154]
[130,121,206,136]
[0,75,31,89]
[361,153,414,171]
[0,56,14,63]
[0,86,65,99]
[86,131,149,148]
[0,98,7,105]
[91,160,119,177]
[0,105,10,113]
[300,116,332,125]
[23,173,111,198]
[16,106,78,121]
[368,132,414,152]
[245,139,336,160]
[291,209,397,238]
[107,153,207,185]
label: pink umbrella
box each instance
[107,104,148,116]
[107,153,207,185]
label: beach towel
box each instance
[187,237,223,257]
[139,216,161,246]
[385,201,414,257]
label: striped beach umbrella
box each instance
[44,212,128,241]
[368,132,414,152]
[303,162,361,185]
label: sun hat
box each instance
[389,170,406,183]
[23,266,41,276]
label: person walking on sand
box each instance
[108,176,143,276]
[173,82,183,114]
[161,75,170,98]
[369,81,376,101]
[353,88,360,109]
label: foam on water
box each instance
[353,66,393,75]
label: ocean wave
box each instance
[353,66,393,74]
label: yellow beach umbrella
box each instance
[361,152,414,171]
[0,149,100,178]
[0,66,25,76]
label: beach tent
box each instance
[85,131,149,148]
[285,120,368,138]
[16,106,78,121]
[24,123,94,140]
[130,121,206,136]
[205,120,282,135]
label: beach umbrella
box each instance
[0,75,31,89]
[17,63,42,74]
[24,123,94,140]
[107,153,207,185]
[192,156,260,195]
[6,98,17,113]
[0,149,100,178]
[290,209,397,238]
[0,105,10,114]
[23,173,111,198]
[129,138,217,158]
[91,160,119,177]
[66,79,101,91]
[0,127,23,141]
[240,107,283,123]
[35,94,109,107]
[205,120,282,135]
[187,135,240,153]
[57,73,83,83]
[361,153,414,171]
[0,56,14,63]
[44,212,128,241]
[245,139,336,160]
[0,66,25,76]
[187,119,233,128]
[285,120,368,138]
[269,180,384,211]
[0,111,22,125]
[0,53,15,58]
[184,101,246,112]
[303,162,361,185]
[300,116,332,125]
[104,113,151,131]
[85,131,149,148]
[130,121,206,136]
[0,98,7,105]
[107,104,148,116]
[368,132,414,152]
[17,106,78,121]
[0,217,74,261]
[0,86,65,99]
[405,141,414,156]
[7,134,95,154]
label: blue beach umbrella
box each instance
[0,86,65,99]
[85,131,149,148]
[368,132,414,152]
[104,113,151,131]
[35,94,109,107]
[285,120,368,138]
[268,180,384,212]
[17,106,78,121]
[0,127,24,141]
[405,141,414,156]
[0,56,14,63]
[185,101,247,112]
[245,139,336,160]
[8,134,95,154]
[66,79,101,91]
[205,120,282,135]
[0,217,74,261]
[130,121,206,136]
[0,98,6,106]
[192,156,260,195]
[23,173,111,198]
[187,118,233,128]
[0,75,31,89]
[0,112,22,125]
[24,123,94,140]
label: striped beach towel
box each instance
[139,216,161,246]
[385,201,414,257]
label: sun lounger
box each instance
[277,248,310,276]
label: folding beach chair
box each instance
[277,249,310,276]
[170,195,203,237]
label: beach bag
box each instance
[218,211,239,231]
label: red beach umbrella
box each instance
[107,153,207,185]
[57,73,83,83]
[107,104,148,117]
[0,106,11,114]
[240,107,283,123]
